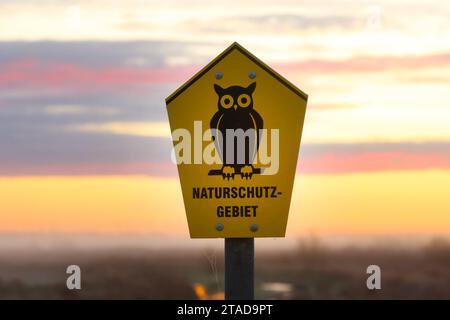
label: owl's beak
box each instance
[233,104,238,110]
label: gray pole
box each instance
[225,238,254,300]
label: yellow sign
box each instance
[165,42,308,238]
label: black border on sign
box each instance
[165,42,308,105]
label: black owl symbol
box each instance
[209,82,263,180]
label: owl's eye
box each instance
[237,94,251,108]
[220,95,234,109]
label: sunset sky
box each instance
[1,0,449,242]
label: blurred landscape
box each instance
[1,235,449,300]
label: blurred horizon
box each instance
[1,235,450,299]
[1,231,450,253]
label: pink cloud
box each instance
[1,150,450,176]
[0,162,177,177]
[1,54,449,90]
[0,59,197,89]
[298,151,450,174]
[276,54,450,74]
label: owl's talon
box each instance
[222,166,235,180]
[240,165,254,180]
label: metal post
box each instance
[225,238,254,300]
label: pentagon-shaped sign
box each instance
[166,42,308,238]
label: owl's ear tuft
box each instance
[214,84,223,95]
[247,82,256,93]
